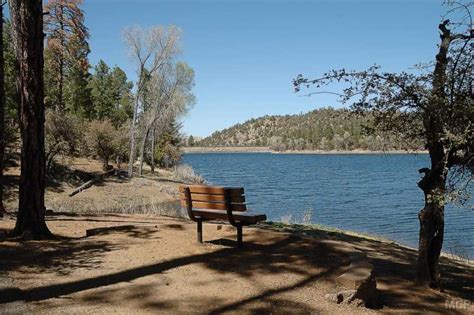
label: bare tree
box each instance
[122,25,180,177]
[137,61,194,176]
[294,2,473,287]
[8,0,51,238]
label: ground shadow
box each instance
[0,218,472,314]
[0,236,119,277]
[85,224,161,239]
[0,224,348,314]
[259,223,474,314]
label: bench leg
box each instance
[237,225,243,247]
[197,219,203,243]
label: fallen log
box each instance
[86,225,136,237]
[68,169,116,197]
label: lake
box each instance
[183,153,473,258]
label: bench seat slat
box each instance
[192,209,267,224]
[180,200,247,212]
[179,185,244,197]
[179,193,245,204]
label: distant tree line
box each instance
[198,108,423,151]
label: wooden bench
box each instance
[179,185,267,246]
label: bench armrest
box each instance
[184,187,199,222]
[224,188,239,227]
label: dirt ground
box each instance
[0,214,473,314]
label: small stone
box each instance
[338,290,357,303]
[324,293,340,303]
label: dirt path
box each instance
[0,214,472,314]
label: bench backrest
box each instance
[179,185,247,212]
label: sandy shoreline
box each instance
[183,146,428,155]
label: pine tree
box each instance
[64,32,92,117]
[108,66,133,125]
[188,135,195,146]
[89,59,111,120]
[89,60,133,124]
[44,0,90,113]
[154,120,183,168]
[8,0,51,238]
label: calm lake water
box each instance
[183,153,473,257]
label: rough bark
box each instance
[8,0,51,238]
[417,174,446,287]
[0,4,6,217]
[416,20,453,287]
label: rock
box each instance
[336,261,378,308]
[325,289,369,306]
[349,297,366,307]
[326,249,378,308]
[324,293,342,304]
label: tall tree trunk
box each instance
[0,4,6,218]
[8,0,51,238]
[138,126,150,176]
[416,20,453,287]
[417,171,446,287]
[127,94,139,177]
[150,126,155,173]
[0,4,6,217]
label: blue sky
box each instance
[83,1,443,137]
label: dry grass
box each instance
[172,164,206,184]
[4,157,189,219]
[46,170,186,218]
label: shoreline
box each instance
[265,221,472,266]
[183,146,428,155]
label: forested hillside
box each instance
[198,108,422,151]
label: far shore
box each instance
[183,146,429,155]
